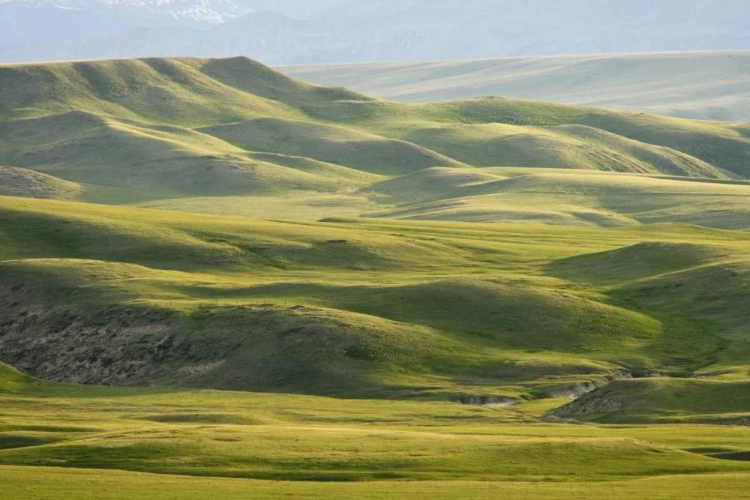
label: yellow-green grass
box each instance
[2,56,750,218]
[365,168,750,229]
[5,468,750,500]
[282,51,750,121]
[197,117,464,176]
[395,123,725,178]
[0,166,83,200]
[3,372,750,497]
[0,195,749,403]
[1,55,750,499]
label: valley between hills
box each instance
[1,56,750,499]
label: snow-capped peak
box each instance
[3,0,253,23]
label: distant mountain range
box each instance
[1,0,253,25]
[2,0,750,64]
[285,51,750,122]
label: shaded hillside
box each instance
[0,196,748,401]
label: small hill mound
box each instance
[426,98,750,179]
[548,242,729,285]
[0,362,30,394]
[0,262,459,395]
[198,118,463,176]
[0,198,244,268]
[400,122,727,178]
[0,167,83,200]
[556,378,750,424]
[370,167,505,202]
[1,113,371,200]
[198,56,372,106]
[615,260,750,338]
[325,279,662,354]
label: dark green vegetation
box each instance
[0,195,749,417]
[1,56,750,498]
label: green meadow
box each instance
[0,56,749,498]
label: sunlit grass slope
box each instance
[366,168,750,229]
[1,55,750,500]
[1,56,750,220]
[197,117,464,176]
[2,366,750,498]
[5,468,750,500]
[0,195,749,407]
[396,123,725,177]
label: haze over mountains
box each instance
[286,51,750,122]
[1,0,749,64]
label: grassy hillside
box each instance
[197,117,463,176]
[282,51,750,122]
[367,168,750,229]
[1,56,750,498]
[0,166,83,199]
[0,195,748,403]
[1,56,750,220]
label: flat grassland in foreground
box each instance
[2,373,750,499]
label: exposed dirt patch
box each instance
[0,279,239,387]
[454,395,520,408]
[546,371,632,400]
[554,390,631,417]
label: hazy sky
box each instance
[2,0,749,64]
[243,0,349,18]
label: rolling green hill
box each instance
[0,166,83,199]
[283,51,750,122]
[2,56,750,498]
[367,168,750,229]
[0,55,748,398]
[0,58,749,235]
[0,195,748,403]
[1,195,750,497]
[197,117,463,176]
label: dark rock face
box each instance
[0,279,224,386]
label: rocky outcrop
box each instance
[546,371,633,400]
[455,395,520,408]
[554,390,631,417]
[0,280,234,386]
